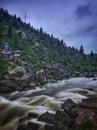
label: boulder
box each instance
[17,124,32,130]
[0,86,13,93]
[55,110,73,126]
[38,96,97,130]
[61,99,76,110]
[19,116,31,123]
[81,97,97,109]
[53,121,68,130]
[74,109,96,130]
[38,111,55,124]
[0,80,17,88]
[75,109,95,123]
[0,80,17,93]
[27,122,40,130]
[45,124,54,130]
[28,112,39,118]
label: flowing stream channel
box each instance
[0,77,97,130]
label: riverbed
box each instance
[0,77,97,130]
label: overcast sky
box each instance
[0,0,97,53]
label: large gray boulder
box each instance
[38,111,55,124]
[0,80,17,93]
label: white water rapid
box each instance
[0,77,97,130]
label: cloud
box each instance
[75,3,93,19]
[0,0,97,53]
[84,24,97,35]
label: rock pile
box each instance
[16,97,97,130]
[38,98,97,130]
[0,79,17,93]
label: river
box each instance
[0,77,97,130]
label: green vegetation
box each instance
[0,59,9,79]
[0,8,97,79]
[12,71,24,78]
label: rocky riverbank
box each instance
[0,77,97,130]
[17,96,97,130]
[0,62,97,94]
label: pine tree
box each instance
[39,27,44,40]
[79,45,84,54]
[12,14,17,27]
[90,50,94,58]
[39,27,43,33]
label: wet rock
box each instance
[74,112,97,130]
[93,78,97,81]
[0,80,17,88]
[0,80,18,93]
[55,110,73,126]
[74,101,97,130]
[48,79,57,83]
[19,116,31,123]
[53,121,68,130]
[38,111,55,124]
[63,73,70,79]
[38,95,97,130]
[70,105,83,118]
[45,124,54,130]
[74,109,95,125]
[16,86,24,91]
[27,122,40,130]
[89,72,97,78]
[86,88,94,91]
[17,124,32,130]
[81,97,97,109]
[0,86,13,93]
[61,99,76,110]
[19,80,29,88]
[73,72,84,77]
[28,112,39,118]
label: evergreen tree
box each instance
[39,27,44,40]
[39,27,43,33]
[79,45,84,54]
[0,8,4,23]
[60,40,64,44]
[12,14,17,27]
[90,50,94,58]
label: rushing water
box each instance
[0,77,97,130]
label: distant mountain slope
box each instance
[0,8,97,74]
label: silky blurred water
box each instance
[0,77,97,130]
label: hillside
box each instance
[0,8,97,80]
